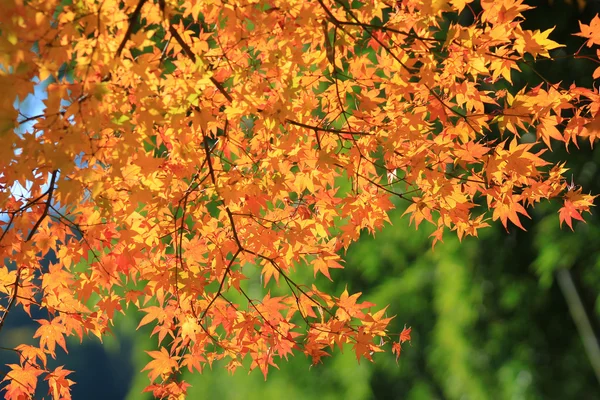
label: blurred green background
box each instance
[3,0,600,399]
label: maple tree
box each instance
[1,0,599,398]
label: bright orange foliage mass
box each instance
[0,0,599,398]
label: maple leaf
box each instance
[454,142,490,164]
[124,290,143,307]
[492,194,531,231]
[403,198,434,229]
[15,344,48,368]
[537,116,565,150]
[182,352,205,374]
[558,189,597,230]
[250,347,280,380]
[353,327,379,363]
[582,115,600,147]
[362,307,394,336]
[261,259,280,286]
[312,253,344,280]
[574,14,600,47]
[143,381,191,399]
[559,199,585,230]
[392,341,402,364]
[45,366,76,400]
[180,316,200,340]
[257,292,287,323]
[34,318,68,357]
[96,294,123,320]
[391,325,412,365]
[138,306,166,329]
[142,348,180,382]
[2,364,44,399]
[514,27,564,58]
[336,288,375,322]
[400,325,412,343]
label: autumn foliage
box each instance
[0,0,599,398]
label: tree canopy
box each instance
[1,0,599,398]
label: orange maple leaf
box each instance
[400,325,412,343]
[559,188,596,230]
[312,253,343,280]
[391,325,412,364]
[574,14,600,47]
[392,341,402,364]
[142,348,180,382]
[353,327,378,363]
[2,364,43,399]
[336,288,375,322]
[34,318,68,357]
[45,366,76,400]
[492,193,531,231]
[582,115,600,147]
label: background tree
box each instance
[1,0,599,398]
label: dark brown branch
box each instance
[0,213,16,246]
[0,269,22,333]
[285,119,371,136]
[335,20,441,42]
[168,25,233,103]
[17,111,63,126]
[26,170,59,242]
[236,286,300,350]
[202,134,218,187]
[115,0,148,58]
[0,170,58,333]
[199,249,241,321]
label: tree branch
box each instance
[285,119,371,136]
[0,268,22,333]
[115,0,148,58]
[0,170,59,334]
[168,25,233,103]
[26,170,59,242]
